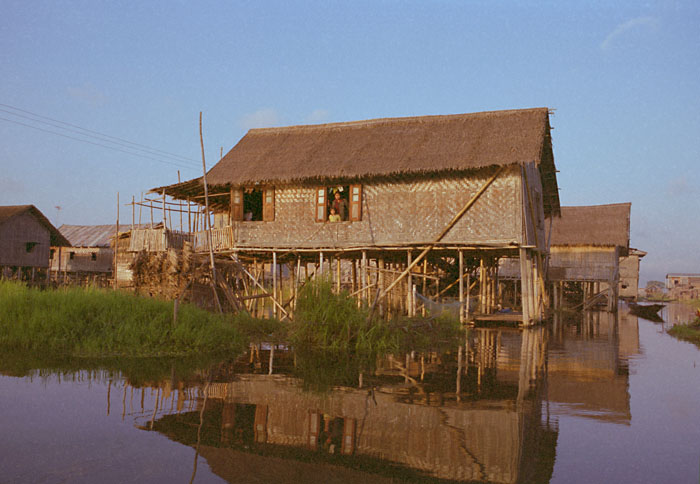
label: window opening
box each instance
[91,252,97,261]
[49,249,55,259]
[69,252,75,260]
[25,242,38,253]
[319,185,362,222]
[243,188,263,221]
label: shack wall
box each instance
[0,212,50,268]
[49,247,113,273]
[227,166,523,249]
[618,253,641,299]
[521,161,546,250]
[548,246,619,282]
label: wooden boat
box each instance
[628,302,665,322]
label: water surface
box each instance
[1,303,699,483]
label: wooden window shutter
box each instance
[263,187,275,221]
[349,184,362,221]
[315,187,326,222]
[230,188,243,221]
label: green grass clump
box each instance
[0,281,245,357]
[668,317,700,347]
[290,277,397,356]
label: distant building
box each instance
[666,273,700,300]
[619,248,646,301]
[50,224,116,285]
[0,205,70,281]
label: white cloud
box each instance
[67,82,107,107]
[306,109,330,124]
[601,16,657,51]
[239,108,281,130]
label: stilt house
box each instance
[151,108,560,324]
[0,205,70,280]
[548,203,631,311]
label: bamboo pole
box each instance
[459,249,464,323]
[407,251,413,317]
[114,192,119,289]
[199,112,222,313]
[273,252,277,318]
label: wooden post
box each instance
[199,112,222,313]
[459,250,464,323]
[466,270,470,323]
[361,251,367,302]
[319,252,324,276]
[519,248,531,325]
[131,195,135,232]
[272,252,277,318]
[114,192,119,289]
[407,251,413,317]
[336,256,341,294]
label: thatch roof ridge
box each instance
[154,107,559,215]
[550,203,631,249]
[247,107,550,134]
[0,204,71,246]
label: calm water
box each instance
[1,303,699,483]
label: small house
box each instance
[50,224,116,285]
[0,205,70,281]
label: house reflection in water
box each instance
[135,312,639,483]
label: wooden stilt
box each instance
[272,252,277,318]
[407,251,413,317]
[459,249,464,323]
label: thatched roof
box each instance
[550,203,631,249]
[155,107,560,215]
[0,205,71,246]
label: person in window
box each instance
[328,207,341,222]
[330,190,348,221]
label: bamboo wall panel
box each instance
[222,167,523,249]
[0,212,51,267]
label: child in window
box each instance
[328,208,341,222]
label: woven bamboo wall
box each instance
[0,212,50,267]
[226,166,523,249]
[548,246,618,282]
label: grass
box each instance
[0,280,248,357]
[668,317,700,347]
[0,277,461,373]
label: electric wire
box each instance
[0,103,200,165]
[0,115,196,170]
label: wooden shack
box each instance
[50,224,115,285]
[150,108,560,324]
[0,204,70,281]
[548,203,630,311]
[501,203,631,311]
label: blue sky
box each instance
[1,0,698,285]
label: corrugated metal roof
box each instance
[59,224,152,247]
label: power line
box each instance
[0,115,197,170]
[0,103,201,165]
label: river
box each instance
[1,302,699,483]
